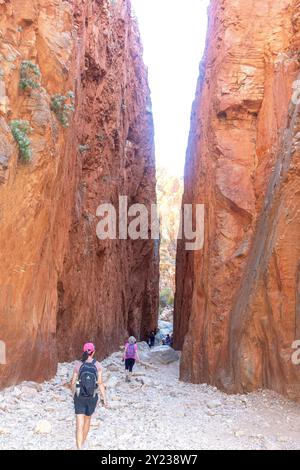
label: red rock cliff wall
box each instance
[0,0,158,388]
[56,0,159,362]
[174,0,300,399]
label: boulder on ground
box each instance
[158,320,173,333]
[137,341,150,352]
[206,399,222,409]
[20,385,39,398]
[35,420,52,434]
[137,341,151,361]
[149,346,179,365]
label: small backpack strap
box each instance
[91,358,98,378]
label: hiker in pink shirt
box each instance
[123,336,140,382]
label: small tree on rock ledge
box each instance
[10,120,33,163]
[50,91,75,128]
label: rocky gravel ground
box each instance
[0,344,299,450]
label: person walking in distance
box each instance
[123,336,140,382]
[149,330,156,348]
[71,342,108,450]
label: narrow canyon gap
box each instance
[174,0,300,399]
[0,0,159,388]
[1,0,300,405]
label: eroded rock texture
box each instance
[0,0,158,388]
[174,0,300,399]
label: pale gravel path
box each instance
[0,348,300,450]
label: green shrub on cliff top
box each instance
[10,120,33,163]
[50,91,75,128]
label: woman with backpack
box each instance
[71,342,108,450]
[123,336,140,382]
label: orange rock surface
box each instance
[0,0,158,388]
[174,0,300,399]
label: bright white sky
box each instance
[131,0,210,176]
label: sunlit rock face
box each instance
[174,0,300,399]
[0,0,158,388]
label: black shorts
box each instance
[74,394,98,416]
[125,358,135,372]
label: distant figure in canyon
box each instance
[123,336,140,382]
[71,343,108,450]
[163,334,171,346]
[148,330,156,348]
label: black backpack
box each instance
[78,359,98,397]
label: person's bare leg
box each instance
[76,415,85,450]
[83,416,91,445]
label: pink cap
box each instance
[83,342,95,353]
